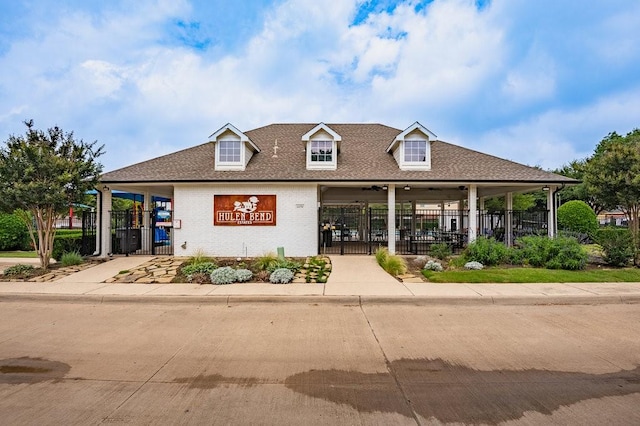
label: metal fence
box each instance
[109,210,173,255]
[320,206,549,255]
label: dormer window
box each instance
[310,140,333,163]
[218,140,241,163]
[386,122,436,171]
[404,140,427,163]
[302,123,341,170]
[209,123,260,171]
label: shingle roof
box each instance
[100,123,576,184]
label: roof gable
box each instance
[209,123,260,153]
[301,123,342,142]
[386,121,437,153]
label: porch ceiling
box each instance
[320,183,550,204]
[106,183,174,199]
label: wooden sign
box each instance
[214,195,277,226]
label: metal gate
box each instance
[319,206,381,255]
[81,210,97,256]
[110,210,173,255]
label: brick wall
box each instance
[173,183,318,257]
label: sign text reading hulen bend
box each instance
[213,195,277,226]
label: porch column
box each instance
[479,197,485,236]
[505,192,513,246]
[142,191,152,252]
[468,185,478,243]
[99,187,112,258]
[388,184,396,254]
[364,201,369,242]
[546,186,556,238]
[440,202,445,230]
[411,201,417,237]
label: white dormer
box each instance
[302,123,341,170]
[386,122,437,171]
[209,123,260,171]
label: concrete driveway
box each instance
[0,300,639,425]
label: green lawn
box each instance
[422,267,640,283]
[0,251,38,258]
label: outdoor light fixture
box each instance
[102,185,110,191]
[382,185,388,190]
[404,185,411,191]
[542,185,550,191]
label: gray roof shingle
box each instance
[100,123,575,184]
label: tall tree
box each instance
[0,120,104,268]
[584,129,640,264]
[553,159,605,214]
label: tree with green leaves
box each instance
[553,159,605,214]
[584,129,640,264]
[0,120,104,268]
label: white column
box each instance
[411,201,416,237]
[100,187,112,258]
[468,185,478,243]
[388,184,396,254]
[505,192,513,246]
[547,187,555,238]
[142,191,152,252]
[479,197,485,236]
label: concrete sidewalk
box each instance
[1,255,640,305]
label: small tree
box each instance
[584,129,640,264]
[0,120,104,268]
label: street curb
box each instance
[1,293,639,306]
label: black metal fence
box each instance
[320,206,549,256]
[80,210,97,256]
[109,210,173,255]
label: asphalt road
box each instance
[0,299,639,425]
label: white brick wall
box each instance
[173,183,318,257]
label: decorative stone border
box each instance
[106,258,185,283]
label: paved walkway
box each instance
[1,255,640,305]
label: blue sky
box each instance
[1,0,639,173]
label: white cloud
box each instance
[0,0,639,174]
[468,86,640,170]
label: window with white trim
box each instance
[404,140,427,163]
[218,140,241,163]
[310,140,333,163]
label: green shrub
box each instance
[463,237,508,266]
[270,268,294,284]
[188,248,211,265]
[182,261,217,276]
[423,260,443,272]
[557,200,598,237]
[375,247,389,265]
[0,213,31,251]
[235,268,253,282]
[52,234,83,261]
[254,252,279,271]
[595,228,634,266]
[430,243,451,260]
[516,235,587,270]
[545,239,588,270]
[505,246,523,265]
[516,235,552,267]
[210,266,237,284]
[266,259,301,273]
[3,264,35,276]
[60,251,83,267]
[381,254,407,276]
